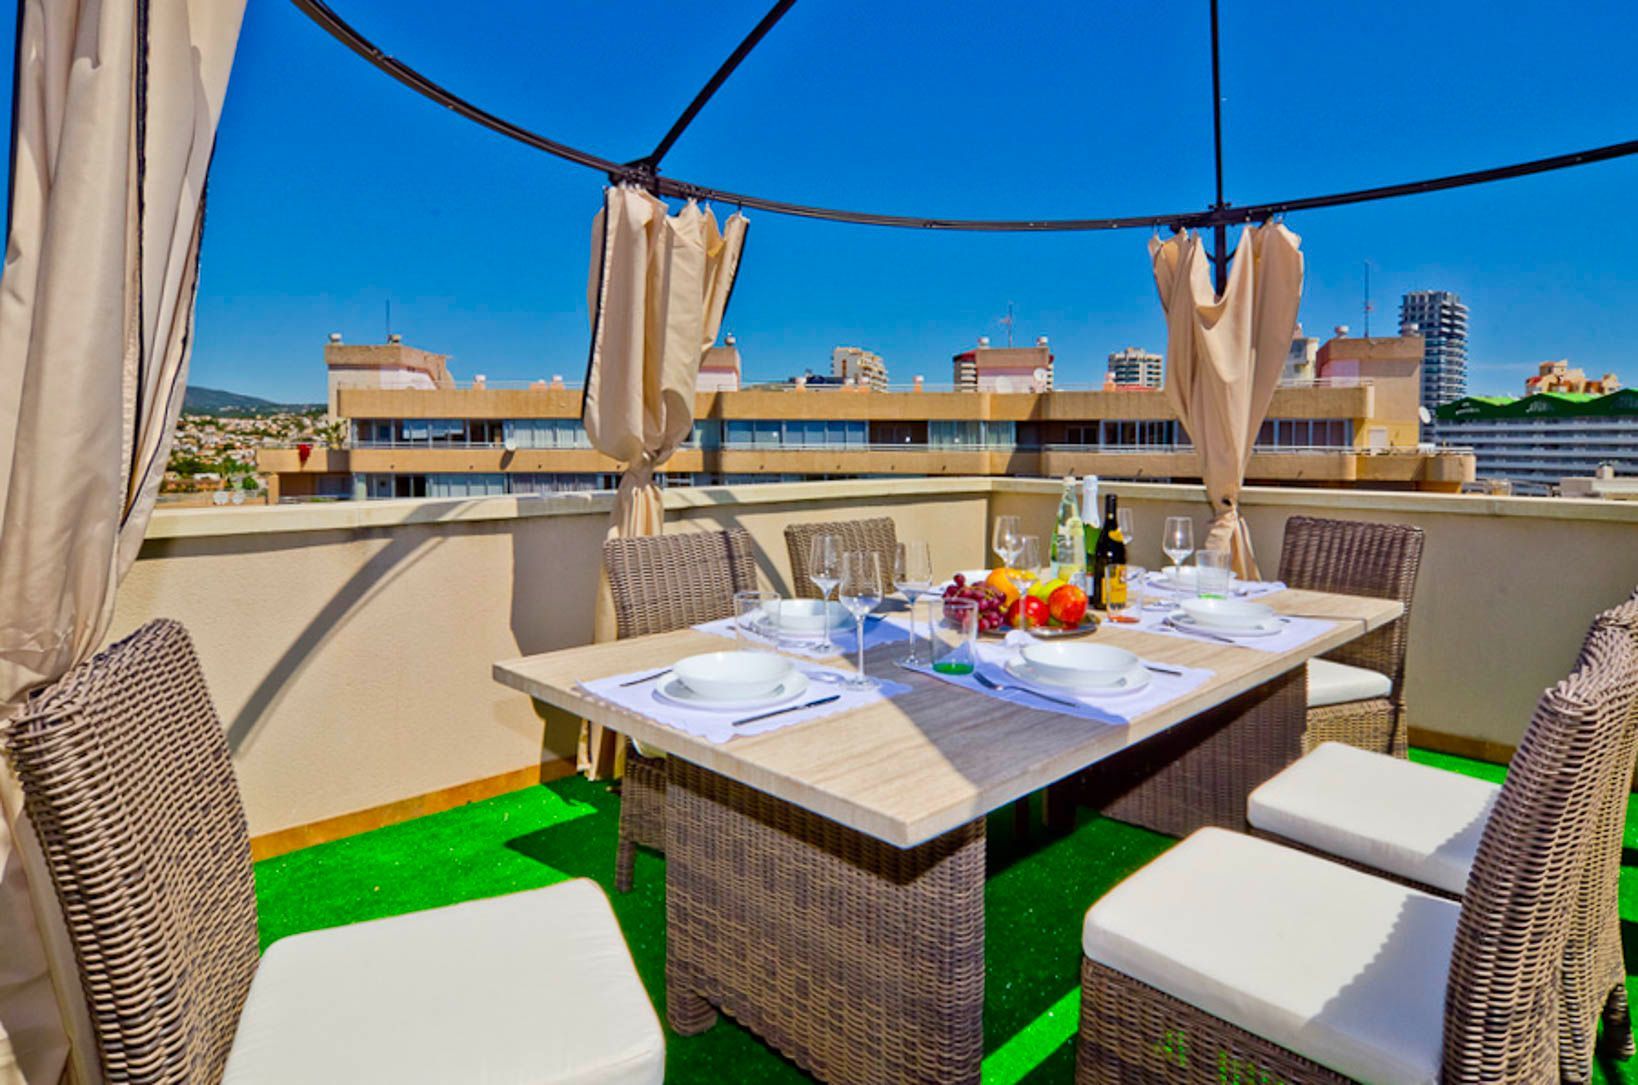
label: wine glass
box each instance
[1163,516,1195,572]
[838,551,884,689]
[1016,535,1042,584]
[894,540,934,665]
[808,534,843,653]
[1116,507,1136,552]
[991,515,1023,569]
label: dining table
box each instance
[493,586,1404,1085]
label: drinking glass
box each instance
[838,551,884,689]
[1196,548,1232,600]
[807,533,844,653]
[894,540,934,665]
[1102,564,1140,623]
[1163,516,1195,571]
[733,590,780,648]
[932,598,978,675]
[1016,535,1042,585]
[1116,507,1136,552]
[991,515,1023,569]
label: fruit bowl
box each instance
[940,573,1099,638]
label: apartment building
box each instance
[1435,386,1638,494]
[1399,290,1469,413]
[1106,346,1163,389]
[259,337,1474,500]
[952,338,1054,392]
[832,347,889,392]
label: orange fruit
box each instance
[985,568,1022,607]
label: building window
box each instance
[427,473,506,498]
[504,419,590,449]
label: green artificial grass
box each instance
[254,752,1638,1084]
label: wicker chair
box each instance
[1277,515,1425,756]
[603,527,758,892]
[1077,618,1638,1084]
[784,516,898,598]
[1247,592,1638,1082]
[1,619,663,1085]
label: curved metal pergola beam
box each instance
[288,0,1638,233]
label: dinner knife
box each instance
[733,694,841,727]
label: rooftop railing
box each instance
[112,477,1633,847]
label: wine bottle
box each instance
[1090,493,1127,609]
[1050,474,1080,573]
[1079,475,1100,579]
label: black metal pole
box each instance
[1208,0,1229,294]
[640,0,799,172]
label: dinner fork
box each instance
[972,670,1081,708]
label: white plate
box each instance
[1004,657,1151,697]
[655,670,811,712]
[1165,612,1284,638]
[1019,641,1138,688]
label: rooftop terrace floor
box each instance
[253,751,1636,1084]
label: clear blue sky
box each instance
[5,0,1637,403]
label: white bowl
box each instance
[769,599,851,633]
[673,651,794,702]
[1019,641,1138,688]
[1177,598,1275,630]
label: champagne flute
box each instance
[838,551,883,689]
[894,540,934,665]
[1163,516,1195,572]
[808,534,843,654]
[991,515,1023,569]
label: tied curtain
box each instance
[0,2,246,1082]
[1150,223,1304,579]
[578,185,748,776]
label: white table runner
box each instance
[1123,608,1339,654]
[580,662,910,744]
[694,612,912,659]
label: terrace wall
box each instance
[112,478,1638,847]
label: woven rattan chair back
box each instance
[1559,592,1638,1077]
[2,619,259,1085]
[603,528,759,639]
[1441,621,1638,1085]
[784,517,898,599]
[1276,515,1424,688]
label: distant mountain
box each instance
[183,386,320,415]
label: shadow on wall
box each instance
[227,529,444,754]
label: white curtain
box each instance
[577,186,747,774]
[1151,223,1304,579]
[0,2,246,1081]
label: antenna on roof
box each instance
[998,302,1015,348]
[385,299,392,341]
[1362,260,1374,337]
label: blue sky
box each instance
[5,0,1637,403]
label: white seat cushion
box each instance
[223,879,664,1085]
[1249,741,1499,895]
[1306,658,1394,707]
[1084,828,1457,1085]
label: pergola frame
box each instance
[283,0,1638,292]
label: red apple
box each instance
[1048,583,1089,626]
[1005,595,1050,629]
